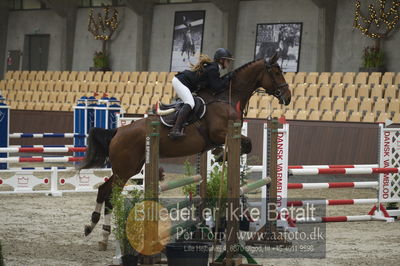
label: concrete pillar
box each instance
[63,9,77,71]
[126,0,154,71]
[312,0,337,72]
[211,0,239,58]
[42,0,78,71]
[0,1,11,78]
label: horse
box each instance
[81,53,291,250]
[181,28,195,62]
[255,41,278,62]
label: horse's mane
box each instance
[232,58,264,76]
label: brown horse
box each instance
[81,53,291,249]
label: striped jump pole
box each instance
[0,156,84,163]
[295,215,375,223]
[287,203,394,224]
[294,211,394,223]
[257,121,400,228]
[9,133,87,138]
[288,164,379,169]
[9,145,78,148]
[289,167,400,175]
[159,174,203,192]
[0,147,87,153]
[287,202,395,224]
[288,181,378,189]
[287,198,378,206]
[248,164,379,172]
[8,167,76,170]
[240,177,271,195]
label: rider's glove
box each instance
[224,71,235,81]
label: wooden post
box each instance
[144,118,160,200]
[143,118,160,264]
[226,120,242,263]
[211,121,262,265]
[199,152,208,224]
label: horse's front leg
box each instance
[211,135,252,162]
[241,135,252,155]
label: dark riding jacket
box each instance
[175,62,232,93]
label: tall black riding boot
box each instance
[168,104,192,140]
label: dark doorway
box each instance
[22,34,50,71]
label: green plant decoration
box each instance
[93,51,109,69]
[111,185,143,256]
[362,46,384,68]
[206,162,228,213]
[182,159,197,196]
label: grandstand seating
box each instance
[1,70,399,123]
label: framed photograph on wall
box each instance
[170,10,205,72]
[254,23,302,72]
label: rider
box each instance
[181,24,195,59]
[169,48,235,139]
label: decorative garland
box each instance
[353,0,400,39]
[88,5,119,41]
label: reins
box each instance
[203,57,288,120]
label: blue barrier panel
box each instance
[108,97,121,129]
[0,96,9,169]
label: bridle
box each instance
[210,58,290,110]
[264,60,289,101]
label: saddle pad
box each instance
[159,96,206,127]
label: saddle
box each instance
[156,96,206,128]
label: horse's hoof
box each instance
[159,167,165,181]
[84,225,92,236]
[98,241,108,251]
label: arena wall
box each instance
[4,1,400,72]
[9,110,381,165]
[148,2,224,71]
[235,0,319,72]
[72,7,140,71]
[6,9,66,70]
[9,110,73,146]
[331,0,400,72]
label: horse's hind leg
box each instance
[98,160,145,250]
[98,193,113,251]
[84,174,115,237]
[95,175,118,251]
[98,172,129,251]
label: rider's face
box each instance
[221,59,232,69]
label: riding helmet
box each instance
[214,48,234,61]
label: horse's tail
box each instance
[79,127,117,170]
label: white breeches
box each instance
[172,77,195,109]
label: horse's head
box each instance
[260,53,291,105]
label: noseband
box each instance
[264,60,289,98]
